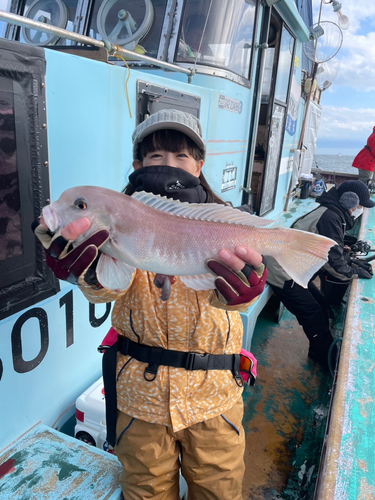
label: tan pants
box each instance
[114,398,245,500]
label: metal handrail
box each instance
[0,10,194,78]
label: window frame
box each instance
[258,15,297,217]
[170,0,260,88]
[0,40,59,321]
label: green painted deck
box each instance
[241,297,334,500]
[241,197,375,500]
[0,425,122,499]
[240,195,335,499]
[316,205,375,499]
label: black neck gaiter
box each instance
[128,165,207,203]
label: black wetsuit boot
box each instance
[270,280,337,370]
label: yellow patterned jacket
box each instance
[80,270,251,432]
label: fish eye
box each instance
[74,198,87,210]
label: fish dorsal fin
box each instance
[132,191,273,227]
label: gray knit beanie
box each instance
[336,180,375,208]
[338,192,360,210]
[132,109,206,161]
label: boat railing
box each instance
[0,10,195,81]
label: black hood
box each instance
[316,187,355,229]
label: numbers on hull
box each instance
[12,308,49,374]
[0,291,112,380]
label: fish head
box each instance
[42,186,112,240]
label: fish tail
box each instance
[272,229,336,288]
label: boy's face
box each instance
[133,148,204,178]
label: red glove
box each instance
[206,258,267,306]
[33,221,109,286]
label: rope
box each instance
[111,44,132,119]
[328,337,342,377]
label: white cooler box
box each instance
[75,377,188,497]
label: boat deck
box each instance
[0,425,122,499]
[240,194,335,499]
[242,196,375,500]
[315,204,375,499]
[242,296,334,500]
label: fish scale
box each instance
[42,186,337,291]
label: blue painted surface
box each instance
[1,284,109,450]
[45,50,135,197]
[45,48,251,208]
[0,424,122,499]
[275,0,310,42]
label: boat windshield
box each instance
[88,0,168,59]
[176,0,257,79]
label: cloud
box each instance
[337,33,375,90]
[312,0,375,90]
[318,105,374,152]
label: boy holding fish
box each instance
[34,109,269,499]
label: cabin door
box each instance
[251,15,295,216]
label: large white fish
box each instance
[41,186,336,291]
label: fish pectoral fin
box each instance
[132,191,273,227]
[97,254,136,291]
[180,273,216,291]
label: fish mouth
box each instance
[42,203,62,232]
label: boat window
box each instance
[0,0,12,39]
[261,49,276,103]
[274,26,295,103]
[87,0,168,59]
[251,15,296,217]
[0,89,22,267]
[176,0,257,78]
[261,21,279,104]
[17,0,79,46]
[0,40,59,320]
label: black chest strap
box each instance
[118,335,241,381]
[102,336,241,447]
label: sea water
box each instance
[314,154,357,175]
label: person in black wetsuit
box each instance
[265,180,374,368]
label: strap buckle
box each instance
[144,363,158,382]
[233,354,243,387]
[97,344,110,353]
[144,346,163,382]
[185,352,210,371]
[234,371,244,387]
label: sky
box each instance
[311,0,375,156]
[0,0,372,158]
